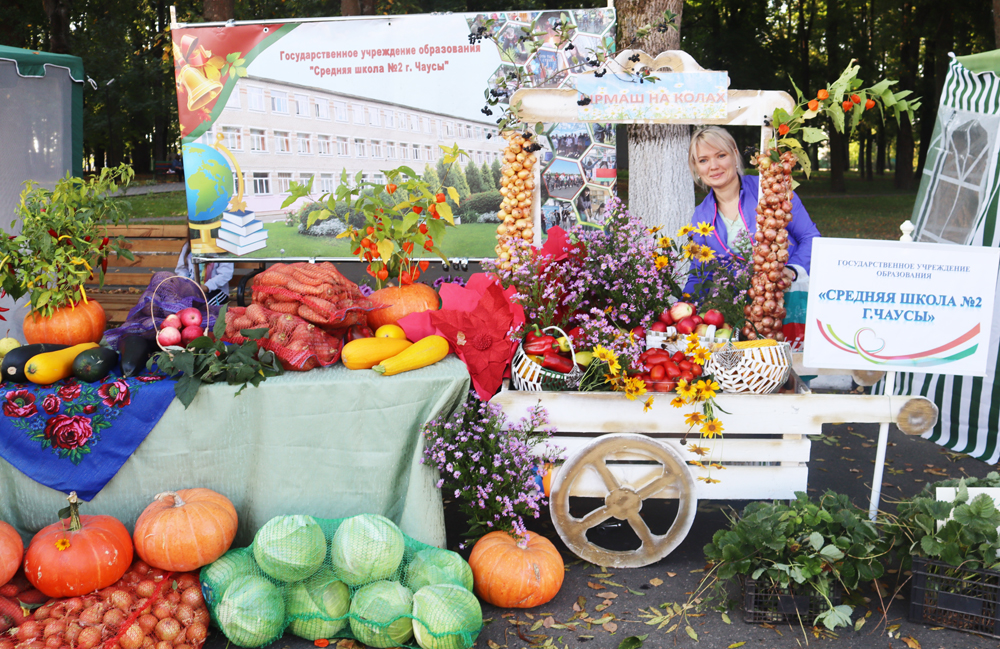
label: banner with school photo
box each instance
[170,9,617,260]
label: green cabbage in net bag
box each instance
[405,548,474,592]
[253,515,326,582]
[331,513,405,587]
[412,584,483,649]
[216,575,286,647]
[200,548,258,608]
[286,567,351,641]
[349,581,414,648]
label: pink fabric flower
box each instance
[44,415,93,450]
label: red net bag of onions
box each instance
[4,560,210,649]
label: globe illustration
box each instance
[182,142,235,223]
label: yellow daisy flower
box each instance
[709,463,726,470]
[593,345,621,376]
[624,377,647,401]
[697,380,720,401]
[682,241,701,260]
[696,222,715,236]
[654,255,671,270]
[689,460,707,469]
[686,339,702,354]
[695,246,716,263]
[677,225,696,237]
[658,236,672,249]
[697,476,722,484]
[55,538,71,551]
[687,444,710,457]
[692,347,711,365]
[684,411,704,427]
[685,333,700,346]
[643,396,654,412]
[700,418,724,438]
[670,396,686,409]
[676,380,697,401]
[647,225,663,234]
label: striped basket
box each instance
[704,340,792,394]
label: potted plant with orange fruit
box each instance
[282,144,468,328]
[0,165,135,345]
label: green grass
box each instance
[244,222,500,259]
[111,191,188,221]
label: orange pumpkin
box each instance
[468,531,564,608]
[367,283,440,329]
[24,492,133,597]
[133,489,238,572]
[0,520,23,587]
[23,300,106,346]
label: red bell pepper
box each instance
[524,334,558,355]
[347,324,374,342]
[542,350,575,374]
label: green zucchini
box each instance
[119,335,152,378]
[72,346,120,383]
[2,344,69,383]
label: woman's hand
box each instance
[782,267,797,283]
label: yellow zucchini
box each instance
[26,343,100,385]
[341,337,412,370]
[373,335,449,376]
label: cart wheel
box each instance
[549,433,697,568]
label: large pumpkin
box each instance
[467,531,564,608]
[0,521,23,587]
[134,489,238,572]
[23,300,106,345]
[24,492,133,597]
[367,284,440,329]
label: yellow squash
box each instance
[26,342,99,385]
[341,337,412,370]
[373,335,449,376]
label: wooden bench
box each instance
[86,225,259,325]
[153,161,182,183]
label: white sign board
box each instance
[803,238,1000,376]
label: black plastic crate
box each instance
[909,556,1000,638]
[743,578,842,624]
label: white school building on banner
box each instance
[194,75,500,218]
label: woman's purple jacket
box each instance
[683,175,821,295]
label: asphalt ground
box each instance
[204,389,1000,649]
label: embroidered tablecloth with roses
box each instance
[0,373,176,500]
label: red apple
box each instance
[157,326,182,347]
[694,323,711,337]
[658,309,674,325]
[631,326,646,340]
[675,316,698,335]
[702,309,725,327]
[162,314,182,330]
[669,302,695,322]
[691,315,703,326]
[177,307,203,328]
[181,325,204,346]
[649,321,668,333]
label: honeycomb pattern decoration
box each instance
[704,341,793,394]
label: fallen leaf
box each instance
[690,569,705,573]
[595,603,609,612]
[486,641,502,649]
[901,636,921,649]
[524,613,535,620]
[590,573,614,578]
[600,579,625,587]
[596,592,618,599]
[728,643,746,649]
[649,578,664,586]
[542,616,554,628]
[587,582,605,590]
[666,572,677,578]
[627,588,647,596]
[721,612,731,624]
[685,626,698,641]
[573,603,583,612]
[855,617,865,631]
[616,635,647,649]
[577,596,587,609]
[603,621,618,632]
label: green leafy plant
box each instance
[0,165,135,317]
[147,305,283,408]
[282,146,468,289]
[880,473,1000,573]
[704,491,883,630]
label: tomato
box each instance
[638,349,656,364]
[650,365,666,381]
[672,351,686,363]
[679,371,694,383]
[646,350,672,366]
[665,364,681,379]
[690,364,703,378]
[679,360,693,371]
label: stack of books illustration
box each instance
[216,210,267,255]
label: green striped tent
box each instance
[885,50,1000,462]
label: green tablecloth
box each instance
[0,357,470,548]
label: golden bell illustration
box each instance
[178,65,222,112]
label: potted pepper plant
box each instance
[0,165,135,345]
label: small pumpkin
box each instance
[133,489,238,572]
[23,300,106,346]
[467,531,564,608]
[367,284,440,330]
[24,491,133,597]
[0,520,23,587]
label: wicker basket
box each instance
[647,325,736,355]
[704,341,792,394]
[511,326,584,392]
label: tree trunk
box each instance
[203,0,234,22]
[617,0,692,232]
[876,125,886,175]
[895,1,919,190]
[826,0,846,193]
[41,0,72,54]
[865,129,874,181]
[994,0,1000,49]
[341,0,375,15]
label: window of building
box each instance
[361,172,370,184]
[408,114,416,131]
[399,142,408,160]
[371,140,382,159]
[412,144,421,161]
[318,135,332,156]
[247,87,264,112]
[334,101,348,122]
[354,138,366,158]
[444,121,454,137]
[299,172,314,189]
[368,108,380,127]
[271,90,288,114]
[424,117,433,135]
[382,110,394,128]
[476,151,483,164]
[424,145,433,162]
[397,111,407,129]
[320,173,334,194]
[275,131,291,153]
[297,133,312,154]
[337,136,349,156]
[466,125,474,138]
[353,104,365,125]
[275,172,293,193]
[386,142,396,159]
[249,128,266,152]
[252,172,270,194]
[474,126,482,140]
[222,126,242,151]
[294,94,309,117]
[374,172,385,185]
[224,89,241,111]
[314,100,329,120]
